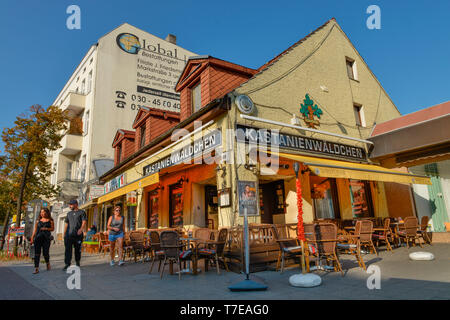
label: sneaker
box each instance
[110,260,115,266]
[63,265,70,271]
[118,260,125,266]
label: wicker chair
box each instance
[337,220,375,270]
[197,228,229,274]
[272,225,303,273]
[159,230,192,280]
[372,218,393,252]
[122,232,134,261]
[398,216,422,248]
[99,232,111,256]
[313,223,343,276]
[148,231,164,274]
[417,216,432,245]
[193,228,213,250]
[129,231,146,262]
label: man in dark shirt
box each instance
[63,199,87,270]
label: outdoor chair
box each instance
[122,232,134,261]
[372,218,393,252]
[148,231,164,274]
[417,216,432,245]
[272,225,304,273]
[159,230,193,280]
[311,223,343,276]
[197,228,229,274]
[99,232,111,256]
[193,228,213,250]
[129,231,147,262]
[337,220,375,270]
[398,216,422,248]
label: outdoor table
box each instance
[178,237,201,275]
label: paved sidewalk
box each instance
[1,243,449,300]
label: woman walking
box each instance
[30,208,54,274]
[107,206,125,266]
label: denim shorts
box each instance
[108,232,124,242]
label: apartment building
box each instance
[48,23,196,235]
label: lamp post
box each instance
[289,162,322,288]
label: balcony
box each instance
[60,117,83,155]
[57,178,82,200]
[61,91,86,118]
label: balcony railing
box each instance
[61,91,86,118]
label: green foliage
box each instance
[1,105,69,218]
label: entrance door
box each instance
[259,180,286,224]
[204,185,218,229]
[169,184,184,227]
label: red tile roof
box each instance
[371,101,450,137]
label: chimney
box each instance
[165,34,177,45]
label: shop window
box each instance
[127,206,136,231]
[148,190,159,228]
[349,180,374,218]
[191,82,201,113]
[169,184,183,227]
[311,178,340,219]
[353,103,366,127]
[346,57,357,80]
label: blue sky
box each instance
[0,0,449,152]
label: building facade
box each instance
[48,23,196,237]
[95,19,431,232]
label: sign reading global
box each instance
[116,33,141,54]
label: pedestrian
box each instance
[63,199,87,271]
[85,225,97,241]
[107,205,125,266]
[30,208,54,274]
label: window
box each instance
[66,162,73,180]
[310,177,340,219]
[349,180,374,218]
[81,79,86,94]
[140,125,146,148]
[83,110,89,135]
[346,57,357,80]
[191,82,201,113]
[353,104,366,127]
[80,155,86,182]
[87,71,92,94]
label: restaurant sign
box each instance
[237,125,366,161]
[104,173,126,194]
[143,129,222,175]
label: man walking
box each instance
[63,199,87,271]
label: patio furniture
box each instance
[148,231,164,274]
[272,225,303,273]
[372,218,393,252]
[159,230,194,280]
[99,232,111,256]
[311,223,343,276]
[122,232,134,261]
[337,220,374,270]
[397,217,422,248]
[129,231,146,262]
[417,216,432,245]
[197,228,229,274]
[193,228,213,250]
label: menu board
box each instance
[171,186,183,227]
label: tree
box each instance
[1,105,68,253]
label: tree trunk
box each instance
[13,153,32,255]
[0,210,11,251]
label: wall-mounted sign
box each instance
[235,95,255,115]
[238,181,259,217]
[143,129,222,176]
[218,188,231,208]
[104,173,126,194]
[236,125,366,161]
[89,185,105,200]
[300,94,323,129]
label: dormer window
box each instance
[117,144,122,163]
[191,82,201,113]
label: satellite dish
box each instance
[235,95,255,114]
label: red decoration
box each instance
[296,176,305,241]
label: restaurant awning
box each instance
[269,151,432,185]
[97,173,159,204]
[79,199,97,210]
